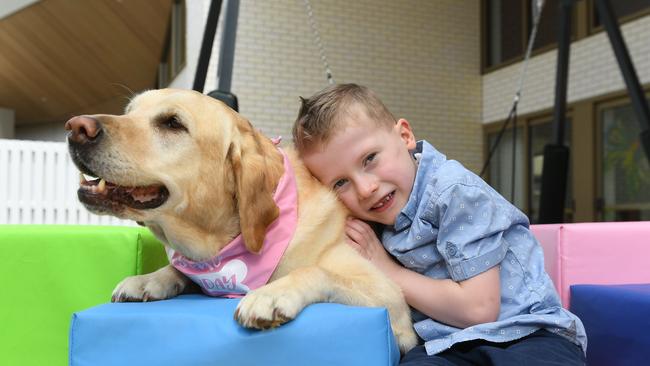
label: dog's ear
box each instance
[228,118,280,254]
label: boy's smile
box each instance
[371,191,395,212]
[302,107,417,226]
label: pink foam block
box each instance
[531,221,650,307]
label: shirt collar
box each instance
[393,140,446,232]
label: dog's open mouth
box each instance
[78,173,169,210]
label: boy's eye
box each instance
[333,179,348,190]
[364,153,377,166]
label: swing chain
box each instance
[514,0,545,105]
[480,0,545,181]
[303,0,335,84]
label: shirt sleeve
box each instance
[430,183,513,282]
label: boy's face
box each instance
[302,108,417,226]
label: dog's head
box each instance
[66,89,283,259]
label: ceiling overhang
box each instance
[0,0,173,125]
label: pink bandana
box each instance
[166,148,298,298]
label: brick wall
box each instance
[203,0,483,172]
[483,15,650,124]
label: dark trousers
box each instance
[400,329,585,366]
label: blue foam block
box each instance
[570,284,650,366]
[69,295,399,366]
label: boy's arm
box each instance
[388,261,501,329]
[346,219,501,329]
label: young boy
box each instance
[292,84,586,365]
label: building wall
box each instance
[0,107,15,138]
[483,15,650,124]
[15,122,67,142]
[191,0,483,172]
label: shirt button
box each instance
[446,242,458,257]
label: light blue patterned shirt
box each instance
[382,141,587,356]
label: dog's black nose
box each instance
[65,115,102,144]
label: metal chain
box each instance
[510,0,544,201]
[480,0,545,187]
[514,0,545,105]
[302,0,335,84]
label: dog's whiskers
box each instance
[111,83,137,106]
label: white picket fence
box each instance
[0,138,135,226]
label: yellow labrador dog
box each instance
[65,89,417,352]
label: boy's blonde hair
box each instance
[292,83,396,154]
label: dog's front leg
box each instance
[235,244,418,353]
[234,266,331,329]
[112,264,197,302]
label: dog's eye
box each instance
[158,114,187,132]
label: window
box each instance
[592,0,650,29]
[528,119,573,223]
[158,0,186,87]
[485,0,524,68]
[530,0,563,52]
[483,0,572,70]
[486,117,574,223]
[487,127,526,211]
[599,101,650,221]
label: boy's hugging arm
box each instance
[392,182,520,328]
[390,257,501,329]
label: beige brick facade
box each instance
[204,0,483,172]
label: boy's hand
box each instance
[345,218,400,275]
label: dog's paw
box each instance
[111,272,184,302]
[395,325,419,354]
[234,284,305,329]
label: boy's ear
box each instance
[395,118,417,149]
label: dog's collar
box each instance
[165,147,297,298]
